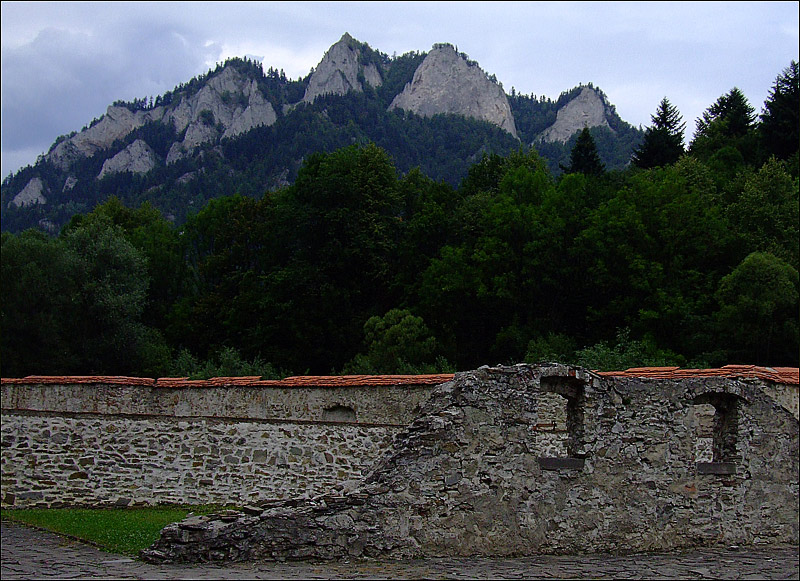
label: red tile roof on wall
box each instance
[1,367,797,387]
[598,365,799,386]
[0,374,456,388]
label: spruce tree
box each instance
[562,127,605,176]
[760,61,799,161]
[632,97,685,168]
[694,87,756,141]
[689,87,757,162]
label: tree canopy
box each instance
[2,62,798,377]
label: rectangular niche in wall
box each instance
[692,392,743,476]
[322,404,357,423]
[537,375,586,471]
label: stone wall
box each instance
[140,364,799,563]
[0,375,451,508]
[1,414,399,508]
[2,365,797,560]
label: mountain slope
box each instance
[1,34,642,234]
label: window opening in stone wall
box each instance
[538,376,586,470]
[690,402,716,463]
[692,393,742,475]
[535,392,569,457]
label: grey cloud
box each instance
[1,19,219,175]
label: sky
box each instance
[1,1,798,178]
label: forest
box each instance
[1,62,798,378]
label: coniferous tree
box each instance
[694,87,756,139]
[689,87,757,163]
[760,61,799,161]
[562,127,605,176]
[631,97,685,168]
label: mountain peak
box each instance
[302,33,383,104]
[388,43,518,139]
[537,85,614,143]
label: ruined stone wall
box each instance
[0,377,447,508]
[3,366,797,559]
[141,364,799,563]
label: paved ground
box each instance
[2,520,798,580]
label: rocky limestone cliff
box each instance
[10,177,47,208]
[302,33,383,104]
[46,64,278,171]
[48,106,165,171]
[537,86,613,143]
[97,139,158,180]
[164,66,278,164]
[389,44,518,139]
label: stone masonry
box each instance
[139,363,799,563]
[0,375,449,508]
[1,364,797,562]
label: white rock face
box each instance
[10,177,47,208]
[537,86,613,143]
[97,139,158,179]
[62,176,78,192]
[48,106,165,170]
[388,45,518,139]
[223,80,278,139]
[302,33,383,104]
[166,66,277,164]
[46,64,278,170]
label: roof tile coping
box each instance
[597,365,799,386]
[1,367,797,387]
[0,374,457,388]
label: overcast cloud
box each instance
[2,1,798,178]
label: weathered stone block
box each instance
[696,462,737,475]
[537,457,585,471]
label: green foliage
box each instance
[343,309,453,374]
[760,61,800,162]
[3,62,800,379]
[690,87,758,164]
[377,51,425,104]
[725,157,800,269]
[714,252,799,365]
[198,109,215,126]
[1,230,85,375]
[561,128,605,176]
[171,346,285,380]
[1,199,189,377]
[573,328,686,372]
[525,333,578,364]
[61,216,149,373]
[695,87,756,139]
[632,97,685,168]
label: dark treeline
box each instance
[2,63,798,378]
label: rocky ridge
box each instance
[537,86,613,143]
[47,65,278,176]
[3,33,637,220]
[302,33,383,104]
[389,44,518,139]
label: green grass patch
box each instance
[2,506,221,556]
